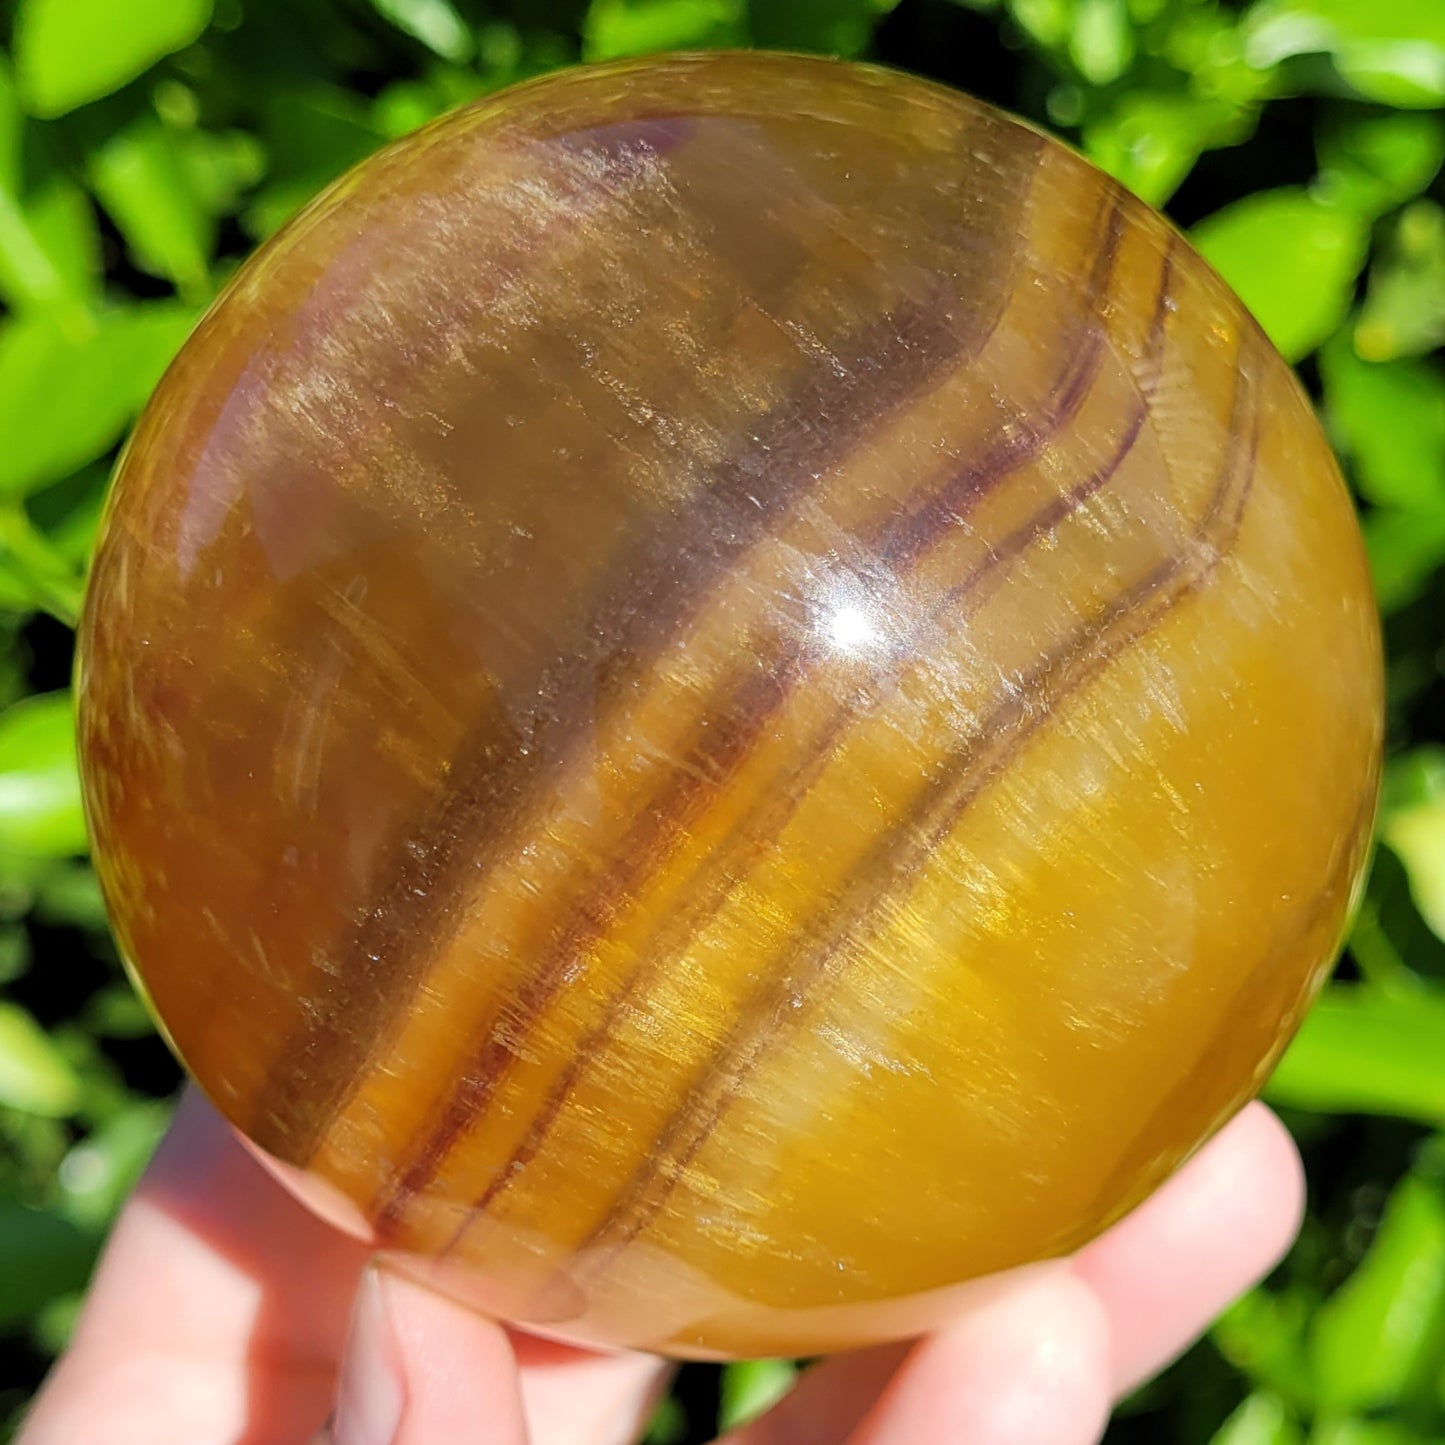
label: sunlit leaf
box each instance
[0,58,21,195]
[1086,91,1256,206]
[1193,189,1369,360]
[1212,1286,1315,1404]
[1311,1419,1431,1445]
[56,1102,171,1231]
[1385,798,1445,946]
[1244,0,1445,108]
[371,0,473,61]
[13,0,214,118]
[1355,201,1445,362]
[0,503,85,624]
[1267,985,1445,1122]
[1208,1392,1304,1445]
[1008,0,1072,48]
[1310,1159,1445,1413]
[1363,507,1445,614]
[1069,0,1134,84]
[0,303,197,500]
[33,859,109,933]
[0,1002,82,1116]
[1320,335,1445,512]
[718,1359,798,1431]
[0,691,85,860]
[1317,111,1445,220]
[88,115,214,301]
[584,0,747,60]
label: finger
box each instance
[20,1088,369,1445]
[1071,1101,1305,1395]
[313,1268,529,1445]
[727,1101,1301,1444]
[845,1265,1111,1445]
[725,1264,1111,1445]
[511,1332,672,1445]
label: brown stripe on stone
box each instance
[412,224,1174,1244]
[249,129,1048,1165]
[560,325,1262,1285]
[434,407,1154,1242]
[875,195,1129,574]
[371,187,1138,1228]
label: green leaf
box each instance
[1213,1286,1316,1403]
[1244,0,1445,108]
[1310,1420,1430,1445]
[0,302,197,500]
[55,1101,170,1231]
[1318,112,1445,221]
[583,0,748,60]
[245,88,382,238]
[13,0,215,118]
[88,115,214,302]
[27,466,110,576]
[1385,798,1445,946]
[0,691,85,859]
[82,984,155,1041]
[0,923,31,984]
[370,0,474,62]
[0,1205,95,1329]
[1385,747,1445,814]
[1351,832,1445,988]
[0,66,98,325]
[1069,0,1135,85]
[643,1395,687,1445]
[1363,507,1445,615]
[0,502,85,624]
[718,1358,798,1431]
[1320,334,1445,511]
[0,1002,83,1116]
[1192,189,1370,361]
[1207,1392,1304,1445]
[750,0,901,56]
[0,170,101,327]
[1310,1160,1445,1415]
[33,859,109,933]
[1355,201,1445,362]
[0,58,22,195]
[22,177,103,311]
[1086,91,1256,206]
[1266,985,1445,1123]
[1008,0,1072,48]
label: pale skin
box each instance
[20,1089,1303,1445]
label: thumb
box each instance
[314,1267,528,1445]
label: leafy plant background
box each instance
[0,0,1442,1440]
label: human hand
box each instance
[19,1087,1302,1445]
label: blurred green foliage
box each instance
[0,0,1441,1440]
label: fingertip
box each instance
[330,1267,527,1445]
[848,1265,1112,1445]
[1072,1102,1305,1396]
[1236,1102,1307,1254]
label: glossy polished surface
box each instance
[78,53,1382,1358]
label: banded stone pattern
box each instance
[78,53,1382,1358]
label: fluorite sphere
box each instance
[78,52,1382,1358]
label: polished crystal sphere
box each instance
[77,52,1382,1359]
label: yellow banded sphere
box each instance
[77,52,1382,1359]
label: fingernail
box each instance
[332,1270,405,1445]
